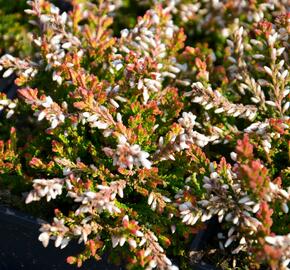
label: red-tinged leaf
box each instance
[236,134,254,160]
[66,256,76,264]
[73,101,87,110]
[18,88,38,101]
[52,140,63,154]
[76,258,83,268]
[195,58,207,71]
[0,141,4,154]
[29,157,45,169]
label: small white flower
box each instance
[230,152,237,161]
[39,232,50,247]
[6,110,14,119]
[252,203,260,213]
[127,238,137,248]
[42,96,54,108]
[224,236,235,248]
[148,192,154,206]
[265,100,276,107]
[268,32,278,47]
[283,102,290,113]
[111,236,119,248]
[281,202,289,214]
[238,196,250,204]
[38,111,46,121]
[265,236,276,245]
[40,14,51,23]
[170,225,176,234]
[165,27,174,38]
[50,118,59,129]
[281,70,289,80]
[3,68,14,78]
[264,66,272,76]
[62,42,72,49]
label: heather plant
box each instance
[0,0,32,57]
[0,0,289,270]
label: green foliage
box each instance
[0,1,289,270]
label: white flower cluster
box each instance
[81,111,109,130]
[0,97,17,118]
[68,180,126,215]
[176,197,201,226]
[28,177,126,249]
[164,0,288,32]
[51,157,82,177]
[227,23,289,116]
[244,120,289,153]
[34,96,66,129]
[264,234,290,269]
[78,102,151,171]
[177,111,216,148]
[263,29,289,115]
[18,89,66,130]
[38,217,70,249]
[181,174,261,252]
[147,191,171,211]
[0,54,38,80]
[186,82,257,121]
[268,182,290,214]
[104,135,152,170]
[25,178,64,203]
[176,161,290,254]
[173,2,201,24]
[154,111,222,162]
[25,0,83,85]
[112,215,178,270]
[178,111,196,129]
[40,214,102,251]
[72,221,96,244]
[111,215,144,249]
[143,230,178,270]
[118,6,183,104]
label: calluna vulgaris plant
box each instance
[0,0,289,269]
[0,0,31,57]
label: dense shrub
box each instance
[0,0,31,57]
[0,0,289,269]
